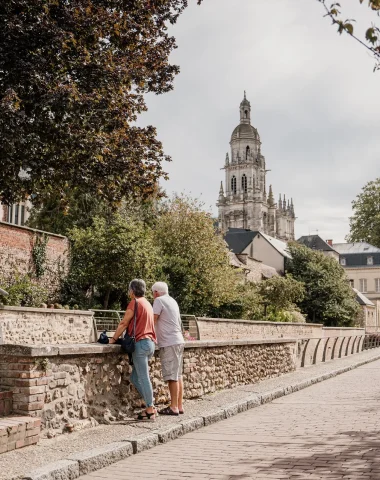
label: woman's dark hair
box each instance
[129,279,146,298]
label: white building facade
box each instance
[217,93,295,241]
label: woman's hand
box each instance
[109,338,116,344]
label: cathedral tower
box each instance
[217,93,295,241]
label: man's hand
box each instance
[109,338,116,344]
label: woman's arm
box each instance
[109,309,134,344]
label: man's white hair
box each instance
[152,281,169,295]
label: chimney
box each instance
[327,239,333,246]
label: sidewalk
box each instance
[2,347,380,480]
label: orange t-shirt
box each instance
[126,297,156,343]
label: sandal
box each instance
[158,406,179,416]
[135,410,156,421]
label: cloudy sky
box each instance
[140,0,380,243]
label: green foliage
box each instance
[154,195,240,316]
[287,243,359,326]
[31,234,49,278]
[0,273,49,307]
[347,178,380,248]
[0,0,194,207]
[63,212,162,309]
[257,275,305,313]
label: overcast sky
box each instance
[140,0,380,243]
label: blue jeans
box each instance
[130,338,155,407]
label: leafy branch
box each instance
[318,0,380,71]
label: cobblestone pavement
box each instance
[81,360,380,480]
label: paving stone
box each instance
[128,433,159,454]
[203,409,226,426]
[156,423,184,443]
[22,460,79,480]
[67,442,133,475]
[181,416,204,434]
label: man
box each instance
[152,281,185,416]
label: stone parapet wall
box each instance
[0,221,69,297]
[0,306,96,345]
[196,317,324,341]
[0,340,296,434]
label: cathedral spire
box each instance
[219,181,224,195]
[278,194,282,210]
[283,195,287,211]
[240,91,251,124]
[268,185,275,207]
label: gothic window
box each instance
[231,175,237,194]
[246,146,250,160]
[241,174,247,193]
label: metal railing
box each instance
[91,309,200,340]
[298,334,368,368]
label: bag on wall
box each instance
[120,299,138,354]
[97,330,109,344]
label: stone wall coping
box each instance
[0,305,93,316]
[0,338,297,357]
[197,317,323,327]
[0,220,67,239]
[323,327,365,331]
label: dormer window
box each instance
[340,257,346,266]
[367,256,374,265]
[231,175,237,195]
[241,174,247,193]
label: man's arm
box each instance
[154,313,160,325]
[109,309,134,344]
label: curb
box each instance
[21,352,380,480]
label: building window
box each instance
[21,205,25,226]
[7,205,13,223]
[231,176,237,195]
[349,279,354,288]
[376,278,380,293]
[241,174,247,193]
[367,256,374,265]
[340,257,346,266]
[246,146,250,160]
[14,204,19,225]
[359,278,367,293]
[244,110,248,118]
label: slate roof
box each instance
[340,253,380,268]
[353,288,375,306]
[333,242,380,254]
[224,228,259,254]
[260,232,291,258]
[297,235,336,252]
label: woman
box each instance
[109,279,157,421]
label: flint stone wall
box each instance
[0,340,296,433]
[0,307,96,345]
[196,317,324,340]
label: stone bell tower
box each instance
[217,93,295,241]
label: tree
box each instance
[347,178,380,248]
[64,212,162,309]
[318,0,380,71]
[154,195,239,316]
[287,243,359,326]
[0,0,194,207]
[257,275,305,314]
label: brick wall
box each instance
[0,417,40,453]
[0,390,12,416]
[0,221,69,298]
